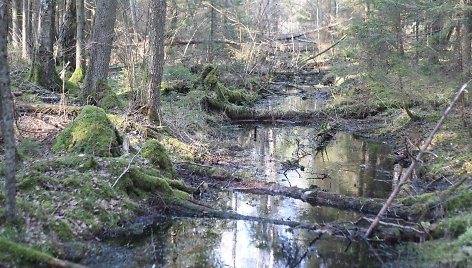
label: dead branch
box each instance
[364,81,470,238]
[112,148,142,188]
[300,35,348,67]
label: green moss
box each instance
[444,187,472,212]
[172,189,191,200]
[29,63,62,92]
[0,237,54,265]
[17,139,42,160]
[47,221,74,241]
[432,213,472,239]
[100,89,123,111]
[69,64,86,83]
[409,227,472,267]
[52,105,122,157]
[141,139,176,178]
[200,64,217,83]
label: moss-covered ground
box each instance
[3,59,471,266]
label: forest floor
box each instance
[1,61,471,267]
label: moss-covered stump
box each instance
[95,81,122,110]
[29,63,63,92]
[69,64,86,83]
[52,105,122,156]
[141,139,177,179]
[108,158,192,199]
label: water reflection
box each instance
[234,125,395,198]
[92,218,386,268]
[258,86,329,113]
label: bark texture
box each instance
[0,0,17,219]
[30,0,61,91]
[147,0,166,123]
[57,0,76,69]
[84,0,118,100]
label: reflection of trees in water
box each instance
[150,220,227,267]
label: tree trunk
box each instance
[0,0,17,220]
[208,1,216,63]
[70,0,85,83]
[11,0,21,48]
[57,0,77,69]
[84,0,118,100]
[30,0,61,91]
[147,0,166,123]
[461,1,472,77]
[21,0,31,61]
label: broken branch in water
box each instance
[364,80,470,238]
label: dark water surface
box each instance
[231,125,395,199]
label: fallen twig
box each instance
[112,148,142,188]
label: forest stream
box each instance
[81,75,403,267]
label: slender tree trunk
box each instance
[147,0,166,123]
[58,0,77,69]
[0,0,17,220]
[85,0,93,39]
[21,0,31,61]
[31,0,38,43]
[30,0,61,91]
[70,0,85,83]
[461,1,472,77]
[84,0,118,100]
[208,0,216,63]
[128,0,138,35]
[11,0,21,48]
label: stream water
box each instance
[83,76,400,267]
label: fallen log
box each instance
[233,185,412,220]
[16,102,82,115]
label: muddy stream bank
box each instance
[83,75,404,267]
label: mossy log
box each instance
[0,237,86,268]
[202,96,257,120]
[15,103,82,115]
[233,185,412,220]
[178,161,247,182]
[179,162,413,219]
[115,199,425,243]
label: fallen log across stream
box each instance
[105,199,426,243]
[232,185,412,220]
[178,164,414,220]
